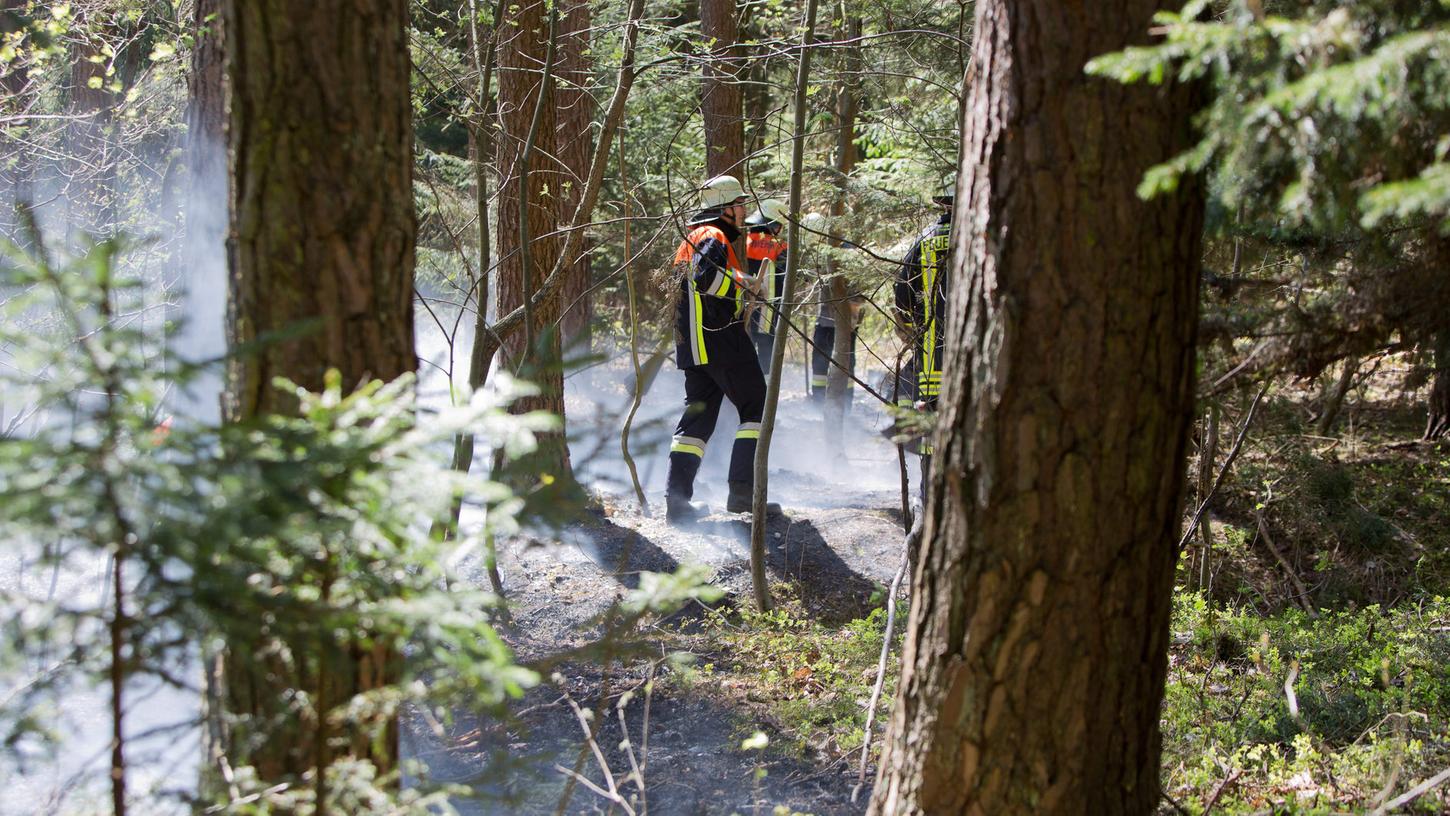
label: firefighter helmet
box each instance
[700,175,750,209]
[932,178,956,206]
[746,198,790,228]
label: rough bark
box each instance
[184,0,226,256]
[700,0,745,178]
[179,0,227,424]
[222,0,416,791]
[497,0,572,478]
[868,1,1204,813]
[184,0,230,789]
[556,0,595,351]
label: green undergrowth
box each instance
[671,585,902,761]
[1169,593,1450,813]
[1201,401,1450,611]
[670,586,1449,813]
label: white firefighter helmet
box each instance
[699,174,750,209]
[746,198,790,228]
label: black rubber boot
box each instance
[725,482,783,516]
[666,496,708,525]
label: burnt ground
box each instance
[403,368,918,815]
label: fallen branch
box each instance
[1200,767,1244,816]
[557,682,637,816]
[1254,510,1317,617]
[850,529,913,803]
[1373,765,1450,815]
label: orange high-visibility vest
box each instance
[746,233,785,264]
[674,225,744,276]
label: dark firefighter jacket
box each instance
[894,212,952,400]
[673,219,756,369]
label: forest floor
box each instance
[404,355,914,815]
[404,351,1450,815]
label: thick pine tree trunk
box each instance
[868,1,1204,813]
[556,0,595,351]
[497,0,572,478]
[222,0,415,792]
[700,0,744,178]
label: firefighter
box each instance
[664,174,784,525]
[894,180,955,488]
[809,287,866,409]
[745,198,789,375]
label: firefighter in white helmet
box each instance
[663,175,784,524]
[744,198,790,374]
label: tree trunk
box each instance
[0,0,33,244]
[738,1,770,158]
[185,0,226,258]
[180,0,227,422]
[222,0,415,792]
[751,0,821,612]
[700,0,747,267]
[1427,331,1450,440]
[822,9,861,447]
[700,0,744,179]
[66,16,117,235]
[1316,356,1358,437]
[497,0,572,479]
[184,2,231,794]
[556,0,595,351]
[868,1,1204,813]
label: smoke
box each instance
[558,342,919,511]
[0,130,215,816]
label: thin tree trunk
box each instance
[1317,356,1359,437]
[184,2,230,793]
[822,7,861,447]
[869,0,1204,811]
[109,547,127,816]
[1195,404,1219,592]
[223,0,416,790]
[1425,331,1449,440]
[437,0,507,598]
[619,135,650,515]
[454,0,648,406]
[751,0,821,612]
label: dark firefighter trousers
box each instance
[809,324,857,406]
[666,361,766,500]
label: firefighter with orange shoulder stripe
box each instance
[744,198,789,374]
[893,180,955,489]
[664,174,785,525]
